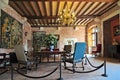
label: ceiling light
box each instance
[57,3,76,26]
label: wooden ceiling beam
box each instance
[31,24,83,27]
[26,15,99,19]
[9,0,117,2]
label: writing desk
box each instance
[35,51,66,62]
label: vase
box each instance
[50,45,54,51]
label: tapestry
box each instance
[0,16,1,48]
[0,10,23,48]
[33,31,46,51]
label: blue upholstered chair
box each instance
[63,42,86,72]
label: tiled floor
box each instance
[0,56,120,80]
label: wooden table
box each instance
[35,51,66,62]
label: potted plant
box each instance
[45,34,57,51]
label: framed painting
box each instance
[33,31,46,51]
[113,25,120,36]
[0,10,23,48]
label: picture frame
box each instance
[113,25,120,36]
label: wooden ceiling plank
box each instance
[74,2,81,12]
[55,1,60,25]
[9,2,24,16]
[50,1,52,16]
[30,2,37,16]
[84,2,100,15]
[76,19,83,24]
[42,0,47,16]
[9,0,117,2]
[70,1,74,9]
[98,2,117,15]
[50,0,52,25]
[89,2,104,15]
[36,1,42,16]
[56,1,60,16]
[31,24,82,27]
[85,19,93,25]
[76,2,86,16]
[25,15,99,19]
[63,1,67,10]
[80,2,94,15]
[22,1,33,16]
[94,3,113,15]
[42,0,49,25]
[30,1,39,16]
[14,1,28,16]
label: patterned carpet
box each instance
[0,56,120,80]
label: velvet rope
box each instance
[65,56,105,73]
[0,69,8,75]
[15,65,59,79]
[66,63,104,73]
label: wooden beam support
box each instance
[31,24,84,27]
[25,15,99,19]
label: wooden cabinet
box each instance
[109,45,120,59]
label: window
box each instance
[92,27,97,46]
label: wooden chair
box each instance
[63,45,72,59]
[14,45,38,73]
[63,42,86,72]
[92,44,101,56]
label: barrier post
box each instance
[11,63,14,80]
[57,55,64,80]
[101,60,108,77]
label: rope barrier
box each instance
[66,63,104,73]
[15,65,59,79]
[65,56,105,73]
[0,69,8,75]
[85,56,103,68]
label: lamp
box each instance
[57,3,76,26]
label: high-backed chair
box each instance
[14,45,38,73]
[92,44,101,56]
[63,45,72,58]
[63,42,86,72]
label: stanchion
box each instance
[101,60,108,77]
[11,63,14,80]
[57,56,64,80]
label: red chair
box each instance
[92,44,101,56]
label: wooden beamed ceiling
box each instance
[9,0,118,28]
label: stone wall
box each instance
[32,26,86,51]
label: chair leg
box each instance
[72,63,75,73]
[18,63,20,70]
[63,61,67,69]
[35,63,38,70]
[82,61,84,70]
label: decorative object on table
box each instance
[45,34,58,51]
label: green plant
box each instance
[45,34,57,47]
